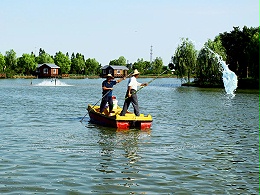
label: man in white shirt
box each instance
[120,69,148,116]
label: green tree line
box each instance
[0,48,164,78]
[0,49,101,78]
[108,56,164,75]
[0,25,258,86]
[172,26,259,87]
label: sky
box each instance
[0,0,259,66]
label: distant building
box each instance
[101,65,129,78]
[36,63,60,78]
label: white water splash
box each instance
[35,79,72,86]
[207,48,238,96]
[219,60,238,95]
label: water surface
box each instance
[0,78,258,194]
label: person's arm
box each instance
[127,86,132,97]
[102,86,113,90]
[136,80,147,87]
[127,77,133,97]
[116,77,126,83]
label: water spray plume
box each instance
[206,47,238,96]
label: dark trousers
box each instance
[120,89,140,116]
[100,95,113,113]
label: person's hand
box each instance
[142,83,148,86]
[128,93,132,97]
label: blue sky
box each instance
[0,0,258,65]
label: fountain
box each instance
[35,79,72,86]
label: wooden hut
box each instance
[101,65,129,78]
[36,63,60,78]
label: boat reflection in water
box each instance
[92,125,151,191]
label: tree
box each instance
[109,56,127,65]
[5,49,17,72]
[132,58,150,74]
[151,57,163,74]
[219,26,259,78]
[85,58,100,75]
[195,37,226,85]
[54,51,71,74]
[17,53,37,74]
[70,53,85,74]
[0,53,5,72]
[35,48,54,64]
[249,30,259,79]
[172,38,197,83]
[117,56,126,65]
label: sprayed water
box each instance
[35,79,72,86]
[207,48,238,96]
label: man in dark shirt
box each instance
[100,74,125,115]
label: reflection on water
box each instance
[86,126,151,193]
[94,127,151,189]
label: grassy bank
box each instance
[182,78,259,89]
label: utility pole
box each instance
[150,45,153,64]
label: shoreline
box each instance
[0,74,176,79]
[1,75,258,89]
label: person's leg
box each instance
[100,96,108,113]
[120,94,131,116]
[131,93,140,116]
[108,96,113,113]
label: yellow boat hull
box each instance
[87,104,152,130]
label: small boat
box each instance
[87,104,152,130]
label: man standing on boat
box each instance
[120,69,148,116]
[100,74,125,116]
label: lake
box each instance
[0,78,259,194]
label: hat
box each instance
[106,74,114,78]
[132,69,140,76]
